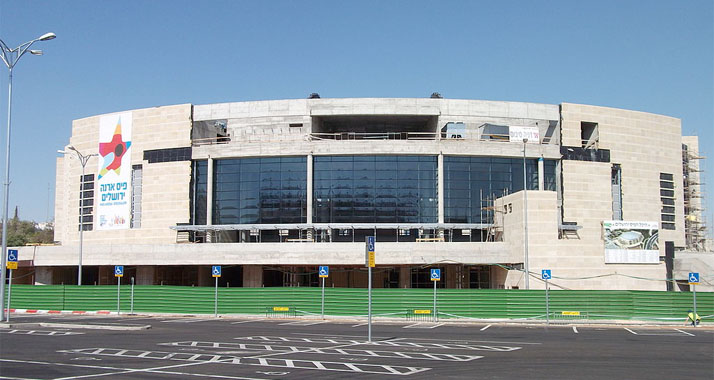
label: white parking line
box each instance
[480,324,491,331]
[161,341,483,362]
[0,328,84,336]
[624,328,638,335]
[1,357,269,380]
[673,329,695,336]
[278,321,325,326]
[403,323,444,329]
[572,326,578,334]
[236,336,521,352]
[161,318,214,323]
[59,347,431,375]
[231,319,266,324]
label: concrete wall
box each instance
[54,104,193,246]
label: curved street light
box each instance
[0,32,56,320]
[57,146,97,286]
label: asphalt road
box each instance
[1,314,712,379]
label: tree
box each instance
[0,215,55,247]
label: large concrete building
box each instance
[14,97,710,290]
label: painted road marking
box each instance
[236,336,521,352]
[572,326,578,334]
[351,323,368,327]
[278,321,325,326]
[626,328,697,336]
[0,328,83,336]
[231,319,267,324]
[1,358,270,380]
[161,318,214,323]
[160,341,483,362]
[480,324,491,331]
[673,328,695,337]
[403,323,444,329]
[58,348,431,375]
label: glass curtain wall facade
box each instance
[213,157,307,224]
[313,155,438,223]
[190,155,556,227]
[443,157,552,223]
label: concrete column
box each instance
[399,266,411,288]
[307,153,313,223]
[438,153,444,224]
[34,267,53,285]
[136,266,155,285]
[206,157,214,242]
[243,265,263,287]
[198,266,211,287]
[538,157,544,190]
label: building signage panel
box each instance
[603,221,659,264]
[509,126,540,143]
[96,112,133,230]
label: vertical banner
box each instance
[96,112,133,230]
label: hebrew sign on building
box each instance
[96,112,133,230]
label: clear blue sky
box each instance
[0,1,712,236]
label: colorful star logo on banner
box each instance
[98,119,131,179]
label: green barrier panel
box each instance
[6,285,713,321]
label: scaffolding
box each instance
[481,189,507,242]
[682,142,708,251]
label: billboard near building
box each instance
[509,126,539,143]
[96,112,133,230]
[603,221,659,264]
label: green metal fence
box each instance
[5,285,713,321]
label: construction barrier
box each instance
[265,306,296,318]
[4,285,713,322]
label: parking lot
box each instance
[1,314,712,379]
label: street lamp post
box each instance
[0,32,56,320]
[58,147,97,286]
[522,138,530,289]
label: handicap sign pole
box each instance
[212,266,221,318]
[693,283,697,326]
[542,270,551,325]
[433,275,437,323]
[366,237,375,343]
[116,274,121,315]
[689,272,699,326]
[5,249,18,322]
[115,265,123,315]
[545,278,549,326]
[321,276,325,319]
[130,277,135,315]
[5,268,11,323]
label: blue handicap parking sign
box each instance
[319,266,329,278]
[7,249,18,262]
[430,268,441,281]
[212,266,222,277]
[367,236,375,252]
[542,269,552,280]
[688,272,700,284]
[114,265,124,277]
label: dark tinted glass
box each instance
[313,155,437,223]
[444,156,540,223]
[193,157,306,224]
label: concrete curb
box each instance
[0,322,150,330]
[7,308,116,315]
